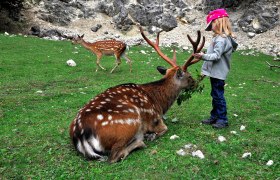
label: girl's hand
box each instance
[193,53,204,59]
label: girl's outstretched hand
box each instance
[193,53,204,59]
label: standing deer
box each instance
[69,26,205,163]
[72,34,132,73]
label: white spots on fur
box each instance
[123,110,129,113]
[140,108,155,115]
[105,98,111,102]
[100,101,106,104]
[102,121,109,126]
[108,109,112,112]
[128,108,134,113]
[81,129,84,135]
[108,115,112,120]
[124,95,128,99]
[96,106,101,109]
[117,105,123,108]
[97,114,104,120]
[86,109,91,112]
[117,90,121,93]
[130,98,134,102]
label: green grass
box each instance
[0,34,279,179]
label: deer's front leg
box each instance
[95,53,106,71]
[145,118,168,141]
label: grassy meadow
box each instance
[0,34,279,179]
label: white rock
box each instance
[192,150,205,159]
[247,32,256,38]
[218,135,226,142]
[36,90,43,93]
[233,114,238,117]
[230,131,237,134]
[176,149,186,156]
[4,32,9,35]
[240,125,246,131]
[140,50,146,54]
[266,160,273,166]
[171,117,178,123]
[184,144,193,149]
[66,59,77,67]
[170,135,179,140]
[242,152,251,158]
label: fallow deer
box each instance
[69,26,205,163]
[72,35,132,73]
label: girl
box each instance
[193,9,238,129]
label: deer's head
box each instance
[139,26,205,91]
[72,34,84,45]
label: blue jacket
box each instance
[201,35,237,80]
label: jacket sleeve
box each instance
[202,40,226,61]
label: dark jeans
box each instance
[210,77,228,124]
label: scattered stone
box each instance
[192,150,205,159]
[91,24,102,32]
[266,160,274,166]
[176,149,187,156]
[242,152,251,158]
[36,90,43,93]
[218,135,226,142]
[66,59,77,67]
[170,134,179,140]
[140,50,146,54]
[171,117,178,123]
[240,125,246,131]
[247,32,256,38]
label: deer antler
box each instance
[138,25,178,68]
[182,31,205,72]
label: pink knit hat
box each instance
[205,9,229,31]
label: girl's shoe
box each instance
[212,122,229,129]
[201,118,216,125]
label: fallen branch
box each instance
[266,61,280,69]
[252,79,280,85]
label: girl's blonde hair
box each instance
[212,17,235,38]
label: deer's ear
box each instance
[81,34,84,38]
[176,69,184,79]
[157,66,167,75]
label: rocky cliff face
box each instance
[1,0,279,56]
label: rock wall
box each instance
[0,0,279,56]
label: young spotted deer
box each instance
[72,34,132,73]
[69,26,205,163]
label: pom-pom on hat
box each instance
[205,9,229,31]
